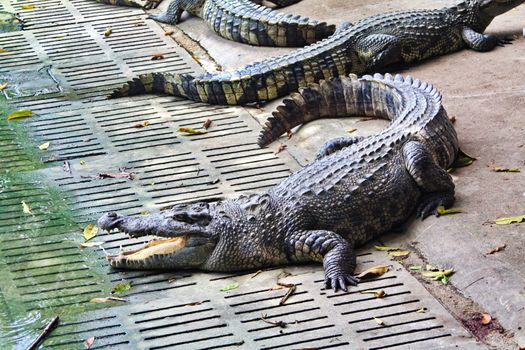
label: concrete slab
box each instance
[151,0,525,346]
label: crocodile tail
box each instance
[257,74,359,147]
[109,72,197,99]
[93,0,143,8]
[203,0,336,47]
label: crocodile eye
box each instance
[174,214,187,221]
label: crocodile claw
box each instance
[325,274,359,292]
[496,36,514,47]
[416,192,455,220]
[143,0,162,9]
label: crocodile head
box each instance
[477,0,524,17]
[98,202,217,270]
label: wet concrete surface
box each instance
[149,0,525,346]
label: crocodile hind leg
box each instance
[286,230,358,292]
[315,136,364,160]
[403,141,455,219]
[148,0,191,24]
[462,27,513,52]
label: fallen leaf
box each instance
[436,206,464,216]
[84,336,95,349]
[279,284,296,305]
[275,143,287,155]
[0,49,7,53]
[21,5,35,9]
[373,317,385,325]
[449,116,456,124]
[486,244,506,255]
[481,313,492,325]
[185,300,205,306]
[360,289,386,298]
[38,142,50,150]
[451,149,476,168]
[261,314,287,328]
[151,54,164,60]
[220,283,239,292]
[250,270,263,279]
[80,160,86,165]
[104,27,113,37]
[416,308,426,313]
[409,265,422,271]
[0,83,8,91]
[21,201,32,215]
[374,245,399,251]
[83,224,98,241]
[286,130,293,139]
[80,241,103,248]
[494,214,525,225]
[112,281,132,294]
[164,30,174,36]
[388,250,411,258]
[202,118,212,129]
[133,121,149,128]
[422,269,454,284]
[493,167,520,173]
[177,127,206,135]
[356,265,389,279]
[90,296,127,303]
[7,109,33,120]
[99,172,134,180]
[426,264,439,271]
[346,128,357,133]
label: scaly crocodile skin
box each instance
[110,0,522,104]
[98,73,459,292]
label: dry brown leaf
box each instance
[360,289,386,298]
[481,313,491,325]
[178,127,206,135]
[279,284,296,305]
[374,317,385,325]
[99,172,134,180]
[133,121,149,128]
[449,116,456,124]
[486,244,506,255]
[84,336,95,349]
[275,143,287,155]
[388,250,411,258]
[492,166,520,173]
[164,30,174,36]
[286,130,293,139]
[151,54,164,60]
[356,265,389,279]
[202,118,212,129]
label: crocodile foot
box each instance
[496,35,514,47]
[325,273,359,292]
[144,0,163,9]
[148,11,179,24]
[416,192,455,220]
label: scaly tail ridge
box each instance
[109,72,194,99]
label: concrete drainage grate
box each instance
[0,0,485,349]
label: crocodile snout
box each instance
[98,212,123,231]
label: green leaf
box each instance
[7,109,33,120]
[422,269,454,282]
[220,282,239,292]
[83,224,98,241]
[409,265,422,271]
[112,281,132,294]
[38,142,50,150]
[493,167,520,173]
[494,214,525,225]
[104,27,112,37]
[177,127,207,135]
[451,148,476,168]
[374,245,399,251]
[388,250,411,257]
[436,206,464,215]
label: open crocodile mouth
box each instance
[108,236,187,262]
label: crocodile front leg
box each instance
[286,230,358,292]
[315,136,364,160]
[355,34,402,71]
[403,141,455,219]
[461,27,513,52]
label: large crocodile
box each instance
[93,0,335,47]
[98,73,459,291]
[110,0,521,105]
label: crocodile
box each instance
[110,0,521,105]
[92,0,162,9]
[98,73,459,291]
[93,0,334,47]
[149,0,335,47]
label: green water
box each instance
[0,97,114,349]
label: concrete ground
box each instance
[151,0,525,347]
